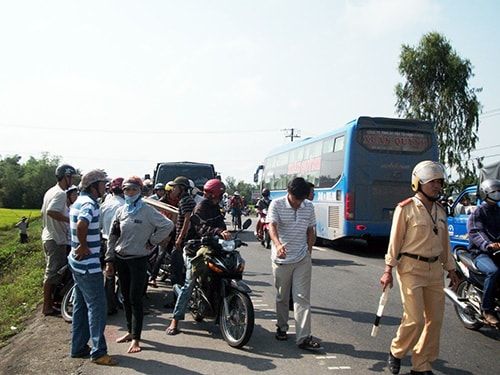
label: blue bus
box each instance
[254,116,439,244]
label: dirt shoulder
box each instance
[0,311,84,375]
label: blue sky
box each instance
[0,0,498,183]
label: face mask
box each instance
[125,193,141,205]
[488,191,500,202]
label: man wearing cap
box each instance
[68,169,118,366]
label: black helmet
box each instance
[261,188,270,198]
[55,164,77,180]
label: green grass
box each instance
[0,208,40,231]
[0,209,45,347]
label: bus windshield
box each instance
[255,116,438,243]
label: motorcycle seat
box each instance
[456,249,481,274]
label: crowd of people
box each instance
[34,161,500,373]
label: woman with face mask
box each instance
[105,176,174,354]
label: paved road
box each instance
[2,217,498,374]
[75,220,499,375]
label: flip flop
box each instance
[298,336,322,351]
[275,329,288,341]
[165,326,180,336]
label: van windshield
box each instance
[156,164,215,189]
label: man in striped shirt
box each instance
[68,169,118,366]
[268,177,321,350]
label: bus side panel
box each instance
[314,201,344,241]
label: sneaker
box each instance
[482,311,499,326]
[91,354,118,366]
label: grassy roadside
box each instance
[0,210,44,348]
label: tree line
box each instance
[0,153,259,209]
[0,153,64,209]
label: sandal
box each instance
[91,354,118,366]
[165,326,180,336]
[275,328,288,341]
[298,336,322,350]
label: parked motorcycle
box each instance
[52,263,74,322]
[182,218,254,348]
[444,247,500,330]
[256,208,271,249]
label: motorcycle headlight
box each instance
[219,239,236,252]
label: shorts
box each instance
[43,240,68,284]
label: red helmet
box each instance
[122,176,144,190]
[110,177,124,193]
[203,179,226,198]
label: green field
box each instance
[0,208,41,231]
[0,208,45,347]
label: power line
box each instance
[0,123,278,135]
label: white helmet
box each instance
[479,179,500,203]
[411,161,446,192]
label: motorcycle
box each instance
[256,208,271,249]
[52,263,74,322]
[182,218,254,348]
[444,247,500,330]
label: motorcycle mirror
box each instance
[242,219,252,230]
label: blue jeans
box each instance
[473,253,500,312]
[172,255,195,321]
[70,267,108,360]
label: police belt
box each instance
[401,252,439,263]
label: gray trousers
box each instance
[272,253,312,343]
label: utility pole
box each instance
[282,128,301,142]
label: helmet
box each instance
[122,176,144,190]
[165,181,175,192]
[189,179,201,195]
[411,161,446,192]
[55,164,77,180]
[479,179,500,202]
[261,188,270,198]
[66,185,79,195]
[80,169,108,189]
[154,183,165,191]
[234,191,240,196]
[171,176,190,187]
[143,179,153,188]
[110,177,124,193]
[204,179,226,198]
[110,177,124,190]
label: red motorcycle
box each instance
[256,208,271,249]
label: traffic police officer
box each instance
[380,160,460,375]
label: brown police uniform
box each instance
[385,196,455,373]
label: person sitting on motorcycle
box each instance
[165,178,232,336]
[255,188,271,239]
[230,191,244,230]
[467,178,500,326]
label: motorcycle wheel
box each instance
[454,280,483,330]
[219,290,254,348]
[61,284,75,323]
